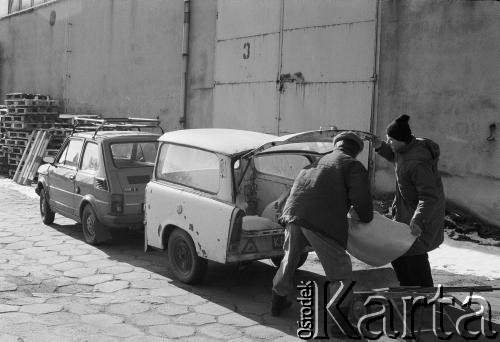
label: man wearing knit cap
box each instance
[369,114,445,287]
[271,131,373,336]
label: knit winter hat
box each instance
[386,114,412,142]
[333,131,364,153]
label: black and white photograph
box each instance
[0,0,499,340]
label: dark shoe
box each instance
[271,293,291,316]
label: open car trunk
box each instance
[228,129,359,262]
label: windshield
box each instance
[110,142,158,168]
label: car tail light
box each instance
[94,177,109,191]
[228,209,244,252]
[111,194,124,215]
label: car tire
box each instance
[39,188,55,225]
[270,252,308,269]
[167,229,207,284]
[81,204,103,245]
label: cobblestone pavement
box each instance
[0,182,308,341]
[1,179,499,341]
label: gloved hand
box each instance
[365,135,383,149]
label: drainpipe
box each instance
[180,0,191,129]
[276,0,285,135]
[369,0,381,189]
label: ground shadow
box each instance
[45,221,500,341]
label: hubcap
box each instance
[86,214,96,237]
[174,240,192,273]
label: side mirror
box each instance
[43,156,55,164]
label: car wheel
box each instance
[82,204,103,245]
[167,229,207,284]
[39,188,55,225]
[270,252,308,269]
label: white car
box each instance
[145,128,343,283]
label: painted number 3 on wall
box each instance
[243,42,250,59]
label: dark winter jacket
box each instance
[376,137,445,255]
[280,147,373,248]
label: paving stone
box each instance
[105,324,144,338]
[51,276,76,287]
[0,304,19,313]
[52,261,85,271]
[19,303,63,314]
[77,274,114,285]
[94,280,130,293]
[194,302,234,316]
[72,254,108,262]
[0,236,24,244]
[53,323,104,337]
[243,325,286,339]
[39,255,69,265]
[133,295,168,304]
[149,286,189,297]
[59,249,90,256]
[107,301,150,315]
[74,335,120,342]
[0,312,34,324]
[5,241,33,250]
[4,294,47,306]
[66,303,102,315]
[148,324,196,339]
[0,232,13,237]
[115,272,151,281]
[129,312,171,326]
[175,312,217,325]
[64,267,97,278]
[81,313,124,326]
[218,312,259,327]
[156,303,190,316]
[123,336,167,342]
[199,323,243,339]
[99,265,134,275]
[129,279,172,289]
[169,294,208,306]
[34,239,63,247]
[35,311,81,325]
[0,282,17,291]
[56,284,94,294]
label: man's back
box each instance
[280,147,373,248]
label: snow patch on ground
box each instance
[430,238,500,280]
[0,178,38,200]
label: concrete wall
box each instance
[185,0,216,129]
[376,0,500,226]
[0,0,185,131]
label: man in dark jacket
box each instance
[370,114,445,287]
[271,132,373,318]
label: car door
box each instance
[48,138,84,217]
[74,141,101,213]
[146,143,235,263]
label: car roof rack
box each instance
[72,116,164,137]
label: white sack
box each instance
[242,215,282,232]
[347,211,416,267]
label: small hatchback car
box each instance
[37,130,160,244]
[144,128,352,284]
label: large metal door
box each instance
[214,0,378,152]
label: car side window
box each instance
[253,154,310,179]
[57,139,84,168]
[80,142,100,173]
[156,143,220,194]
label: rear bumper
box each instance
[102,214,144,228]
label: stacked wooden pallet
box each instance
[0,93,72,178]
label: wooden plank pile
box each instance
[0,93,72,178]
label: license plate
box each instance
[272,234,285,249]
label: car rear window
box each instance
[254,154,310,179]
[156,143,220,194]
[110,142,158,168]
